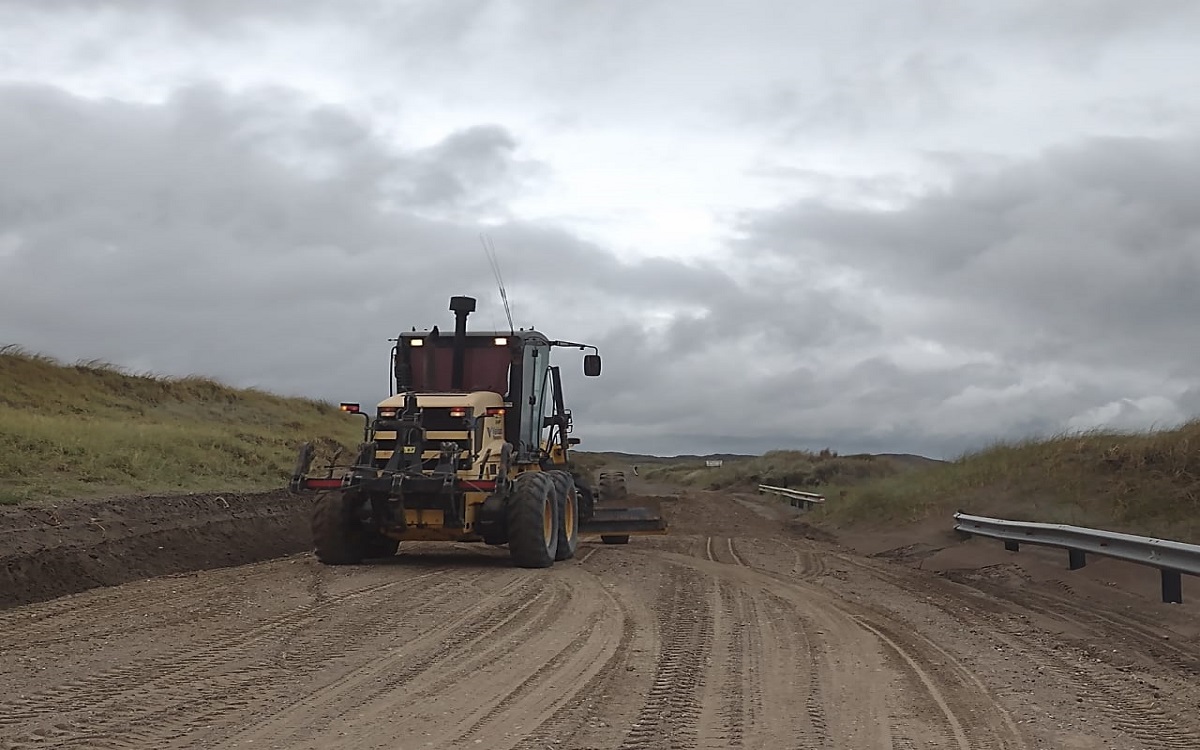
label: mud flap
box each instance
[578,505,668,536]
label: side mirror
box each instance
[568,437,581,446]
[583,354,601,377]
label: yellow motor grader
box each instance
[289,295,667,568]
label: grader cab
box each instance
[290,295,667,568]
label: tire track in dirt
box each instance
[19,485,1193,749]
[72,578,483,750]
[726,538,746,567]
[835,553,1200,747]
[509,548,648,750]
[618,562,714,750]
[769,554,1027,749]
[653,541,841,748]
[721,539,843,749]
[696,578,763,748]
[445,606,613,747]
[0,562,297,651]
[196,571,547,749]
[725,538,836,748]
[946,572,1200,677]
[852,616,971,750]
[703,534,828,582]
[0,566,466,748]
[759,591,832,749]
[659,538,1029,749]
[963,585,1200,747]
[239,562,629,750]
[695,579,741,747]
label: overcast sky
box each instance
[2,1,1198,459]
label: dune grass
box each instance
[643,423,1200,542]
[812,422,1200,543]
[642,449,909,492]
[0,346,363,505]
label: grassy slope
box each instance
[817,423,1200,543]
[646,425,1200,543]
[0,347,363,504]
[642,449,924,492]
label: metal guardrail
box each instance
[758,484,826,510]
[954,512,1200,604]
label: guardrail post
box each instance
[1004,540,1019,552]
[1162,570,1183,604]
[1068,549,1086,570]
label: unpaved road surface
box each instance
[3,485,1200,749]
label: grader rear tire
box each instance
[311,491,368,565]
[547,470,580,561]
[506,472,560,568]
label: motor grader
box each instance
[289,295,667,568]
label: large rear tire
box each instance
[311,490,369,565]
[506,472,560,568]
[547,471,579,561]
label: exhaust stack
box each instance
[449,295,476,390]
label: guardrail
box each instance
[953,512,1199,604]
[758,484,826,511]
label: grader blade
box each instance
[579,505,668,536]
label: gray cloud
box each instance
[747,135,1200,368]
[1,82,870,455]
[731,134,1200,456]
[2,3,1199,460]
[3,81,1194,459]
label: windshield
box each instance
[400,339,515,394]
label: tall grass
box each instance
[641,423,1200,543]
[814,423,1200,543]
[0,346,362,504]
[643,449,906,491]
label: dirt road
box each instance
[3,484,1200,749]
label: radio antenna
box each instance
[480,233,515,334]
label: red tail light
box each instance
[449,408,468,417]
[485,407,505,416]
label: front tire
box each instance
[548,471,580,561]
[506,472,560,568]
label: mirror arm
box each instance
[549,340,597,354]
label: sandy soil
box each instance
[0,491,312,608]
[2,478,1199,749]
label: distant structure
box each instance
[705,459,723,468]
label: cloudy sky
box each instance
[2,1,1199,459]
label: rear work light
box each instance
[378,407,398,417]
[493,337,508,346]
[449,407,468,417]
